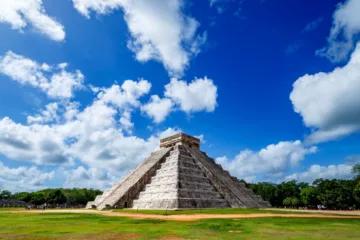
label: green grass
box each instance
[1,211,360,239]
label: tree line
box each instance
[0,188,102,207]
[247,164,360,209]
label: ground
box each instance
[1,208,360,240]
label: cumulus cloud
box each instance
[119,111,133,133]
[72,0,205,76]
[290,43,360,144]
[344,155,360,165]
[64,166,117,190]
[284,163,354,183]
[0,77,180,176]
[0,161,54,192]
[216,141,317,182]
[27,102,59,124]
[316,0,360,62]
[141,95,173,124]
[165,77,218,113]
[0,51,84,99]
[97,79,151,109]
[0,0,65,41]
[140,76,218,123]
[0,117,72,165]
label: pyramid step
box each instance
[155,166,204,176]
[160,161,200,169]
[187,147,265,208]
[164,153,195,161]
[94,147,171,210]
[169,148,191,157]
[150,174,211,184]
[142,181,215,192]
[178,189,223,199]
[138,191,178,200]
[137,189,222,201]
[133,198,230,209]
[159,158,197,167]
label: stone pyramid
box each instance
[86,133,271,210]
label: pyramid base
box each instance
[132,198,230,209]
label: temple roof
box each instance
[160,133,200,149]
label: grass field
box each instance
[1,211,360,240]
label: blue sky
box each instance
[0,0,360,192]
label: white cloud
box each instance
[27,102,59,124]
[0,0,65,41]
[0,77,180,176]
[316,0,360,62]
[0,161,54,192]
[97,79,151,109]
[64,166,116,190]
[141,95,173,123]
[119,111,133,133]
[0,51,84,99]
[216,140,317,181]
[72,0,205,76]
[0,117,71,165]
[284,164,354,183]
[290,43,360,144]
[140,76,218,123]
[165,77,218,113]
[344,155,360,165]
[91,79,151,130]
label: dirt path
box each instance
[4,210,360,221]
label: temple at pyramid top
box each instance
[160,133,200,149]
[86,133,271,210]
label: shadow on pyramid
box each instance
[86,133,271,210]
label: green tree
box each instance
[353,164,360,176]
[300,187,319,208]
[30,192,46,205]
[12,192,31,203]
[283,197,299,208]
[248,182,277,206]
[275,180,301,206]
[297,182,310,190]
[0,190,12,200]
[47,190,66,205]
[283,197,292,208]
[291,197,300,208]
[313,179,356,209]
[354,182,360,204]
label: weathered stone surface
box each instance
[86,133,271,210]
[160,133,200,149]
[132,145,229,209]
[88,148,171,210]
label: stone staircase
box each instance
[86,148,171,210]
[132,145,229,209]
[85,177,127,209]
[187,147,270,208]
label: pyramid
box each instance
[86,133,271,210]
